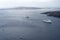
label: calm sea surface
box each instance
[0,9,60,40]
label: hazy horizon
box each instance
[0,0,60,8]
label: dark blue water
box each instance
[0,9,60,40]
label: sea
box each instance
[0,8,60,40]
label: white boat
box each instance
[43,19,52,23]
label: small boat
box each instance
[26,16,30,18]
[43,19,52,23]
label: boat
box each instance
[43,19,52,23]
[26,16,30,18]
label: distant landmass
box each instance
[41,11,60,18]
[0,7,41,10]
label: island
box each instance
[0,7,41,10]
[41,11,60,18]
